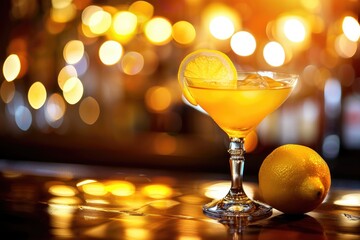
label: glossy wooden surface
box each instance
[0,159,359,239]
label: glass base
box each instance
[203,197,272,222]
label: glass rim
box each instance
[184,70,299,89]
[184,70,299,81]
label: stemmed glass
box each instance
[184,71,298,221]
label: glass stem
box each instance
[227,137,247,198]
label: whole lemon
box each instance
[258,144,331,214]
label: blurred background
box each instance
[0,0,359,179]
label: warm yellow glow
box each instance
[231,31,256,56]
[3,54,21,82]
[45,93,66,122]
[334,193,360,207]
[153,134,177,155]
[204,181,254,199]
[178,236,202,240]
[335,34,358,58]
[284,18,306,43]
[58,65,77,90]
[209,16,235,40]
[145,86,172,112]
[50,3,76,23]
[76,179,97,187]
[79,96,100,125]
[149,199,179,209]
[48,184,77,197]
[263,41,286,67]
[81,5,102,26]
[99,40,123,65]
[129,1,154,23]
[204,182,229,199]
[142,184,173,199]
[202,3,241,39]
[113,11,137,36]
[0,80,15,103]
[300,0,321,11]
[144,17,172,45]
[82,181,107,196]
[121,51,144,75]
[342,16,360,42]
[274,14,310,50]
[172,21,196,45]
[28,81,47,109]
[51,0,72,9]
[126,228,150,240]
[46,16,66,34]
[88,9,112,35]
[63,40,85,64]
[105,180,136,197]
[62,76,84,105]
[48,196,81,208]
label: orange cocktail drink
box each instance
[187,73,294,138]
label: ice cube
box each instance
[240,73,269,89]
[239,73,285,88]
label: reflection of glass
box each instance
[185,71,298,221]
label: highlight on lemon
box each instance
[258,144,331,214]
[177,49,237,106]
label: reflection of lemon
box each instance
[258,144,331,214]
[259,214,326,240]
[244,130,258,153]
[177,49,237,105]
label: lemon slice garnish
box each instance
[178,49,238,105]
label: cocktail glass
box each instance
[184,71,298,221]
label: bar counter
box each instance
[0,159,359,239]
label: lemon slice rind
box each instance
[177,49,237,106]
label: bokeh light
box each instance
[99,40,123,65]
[88,9,112,35]
[121,51,144,75]
[202,3,241,40]
[3,54,21,82]
[81,181,107,196]
[144,17,172,45]
[82,5,103,26]
[283,18,307,43]
[335,34,358,58]
[263,41,286,67]
[209,16,235,40]
[62,77,84,105]
[342,16,360,42]
[28,81,47,109]
[79,96,100,125]
[231,31,256,56]
[0,80,15,103]
[105,180,136,197]
[48,185,77,197]
[45,93,66,124]
[112,11,137,42]
[15,105,32,131]
[141,184,173,199]
[153,134,177,155]
[50,2,76,23]
[63,40,85,65]
[172,21,196,45]
[58,65,78,90]
[129,1,154,24]
[145,86,172,113]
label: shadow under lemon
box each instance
[258,214,327,240]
